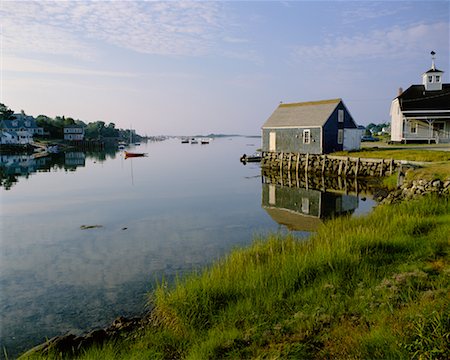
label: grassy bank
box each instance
[335,148,450,187]
[334,148,450,163]
[23,194,450,359]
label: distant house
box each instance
[261,98,360,154]
[0,131,19,145]
[390,52,450,144]
[64,125,85,141]
[0,114,43,144]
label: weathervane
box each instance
[431,50,436,70]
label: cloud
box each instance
[223,36,249,44]
[292,22,449,63]
[1,1,226,59]
[341,2,409,24]
[3,56,136,78]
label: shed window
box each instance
[338,109,344,123]
[303,130,311,144]
[436,75,441,82]
[302,197,310,214]
[337,129,344,144]
[410,123,417,134]
[428,75,433,83]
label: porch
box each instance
[402,118,450,144]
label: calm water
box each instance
[0,137,375,357]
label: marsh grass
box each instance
[21,195,450,359]
[333,148,450,162]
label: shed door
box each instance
[269,131,276,152]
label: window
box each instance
[428,75,433,83]
[337,129,344,144]
[338,109,344,123]
[410,123,417,134]
[436,75,441,82]
[303,129,311,144]
[301,197,310,214]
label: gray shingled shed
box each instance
[261,98,359,154]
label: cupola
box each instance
[422,51,444,91]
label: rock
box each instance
[432,180,442,188]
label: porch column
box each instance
[427,119,433,144]
[403,117,409,144]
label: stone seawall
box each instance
[261,151,401,177]
[380,179,450,204]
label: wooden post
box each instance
[322,155,326,174]
[380,159,384,177]
[389,159,394,176]
[296,153,300,174]
[280,152,283,172]
[355,157,360,177]
[288,153,292,171]
[344,157,349,175]
[288,167,291,187]
[305,153,309,175]
[338,159,343,176]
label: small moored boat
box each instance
[124,151,147,158]
[240,153,261,164]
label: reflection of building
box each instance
[65,152,86,167]
[261,182,358,232]
[0,152,85,190]
[0,154,52,190]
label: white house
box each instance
[64,125,85,141]
[390,52,450,144]
[0,114,43,144]
[1,131,18,145]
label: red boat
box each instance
[124,151,147,158]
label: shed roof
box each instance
[263,206,322,232]
[262,98,341,128]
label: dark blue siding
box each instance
[323,102,357,154]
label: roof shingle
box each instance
[262,98,341,128]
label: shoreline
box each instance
[19,176,450,359]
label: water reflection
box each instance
[0,149,118,190]
[0,139,377,358]
[261,169,375,232]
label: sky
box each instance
[1,1,449,136]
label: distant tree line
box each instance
[1,103,139,141]
[365,122,390,135]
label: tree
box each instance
[0,103,14,121]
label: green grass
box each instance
[335,148,450,183]
[334,148,450,162]
[21,195,450,359]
